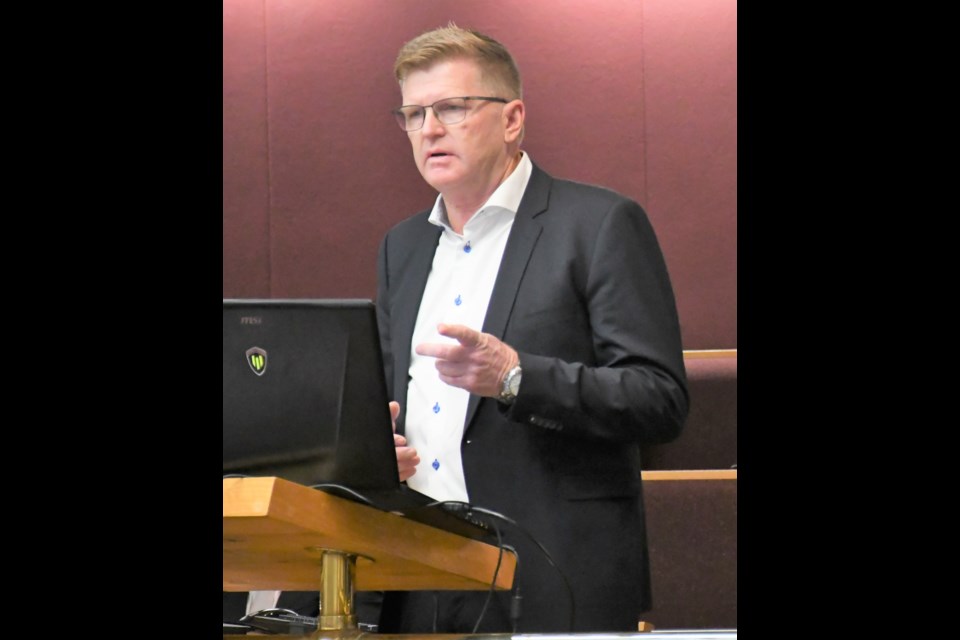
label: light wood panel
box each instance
[642,469,736,481]
[223,477,515,593]
[683,349,737,359]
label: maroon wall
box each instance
[222,0,737,350]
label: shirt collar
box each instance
[428,152,533,231]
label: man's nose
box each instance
[421,108,446,135]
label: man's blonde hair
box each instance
[394,24,522,100]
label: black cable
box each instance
[422,500,574,632]
[223,476,378,508]
[459,503,576,631]
[418,500,505,632]
[510,585,522,634]
[470,514,503,633]
[501,544,522,633]
[309,483,377,507]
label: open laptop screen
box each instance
[222,299,400,491]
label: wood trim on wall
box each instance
[683,349,737,359]
[642,469,737,481]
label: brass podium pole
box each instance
[315,549,359,632]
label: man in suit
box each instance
[375,25,688,633]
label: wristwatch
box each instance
[498,363,522,405]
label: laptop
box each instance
[223,298,493,541]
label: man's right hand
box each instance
[390,401,420,482]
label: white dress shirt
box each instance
[404,152,533,503]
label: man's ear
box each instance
[503,100,525,143]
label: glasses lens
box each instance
[394,106,424,131]
[433,98,468,125]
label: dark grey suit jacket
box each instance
[375,163,689,632]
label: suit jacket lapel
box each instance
[464,164,552,430]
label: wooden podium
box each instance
[224,477,516,635]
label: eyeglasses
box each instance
[392,96,509,131]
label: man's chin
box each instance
[420,169,459,193]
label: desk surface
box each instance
[224,476,516,592]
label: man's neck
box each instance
[443,150,522,234]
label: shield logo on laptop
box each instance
[246,347,267,376]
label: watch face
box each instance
[500,367,519,402]
[505,367,521,396]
